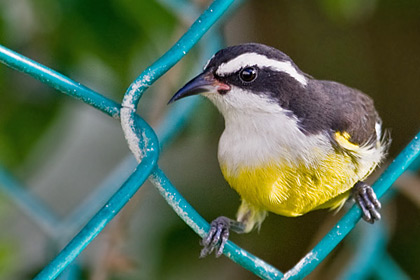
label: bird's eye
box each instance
[239,67,257,82]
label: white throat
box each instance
[205,87,332,173]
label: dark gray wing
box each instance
[318,80,380,146]
[296,80,380,146]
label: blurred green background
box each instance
[0,0,419,279]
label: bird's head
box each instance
[169,43,309,116]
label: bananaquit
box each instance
[169,43,389,257]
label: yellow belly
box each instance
[221,152,359,217]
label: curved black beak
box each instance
[168,72,229,104]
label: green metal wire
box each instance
[150,168,283,279]
[340,220,387,280]
[283,133,420,280]
[121,0,235,110]
[0,167,59,236]
[34,156,158,280]
[120,0,235,163]
[0,46,120,119]
[374,252,411,280]
[0,1,419,280]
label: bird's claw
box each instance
[200,216,230,258]
[353,181,381,223]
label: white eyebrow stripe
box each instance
[215,53,307,86]
[203,54,215,70]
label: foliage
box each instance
[0,0,419,279]
[0,0,176,168]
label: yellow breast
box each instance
[221,150,359,217]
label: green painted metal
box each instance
[34,154,158,280]
[150,168,283,279]
[374,252,411,280]
[283,133,420,280]
[0,46,121,119]
[0,0,418,279]
[340,221,387,280]
[0,167,59,236]
[340,217,410,280]
[155,32,223,147]
[121,0,235,110]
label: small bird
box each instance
[169,43,389,258]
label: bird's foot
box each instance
[200,216,243,258]
[353,181,381,223]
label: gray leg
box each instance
[200,216,245,258]
[353,181,381,223]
